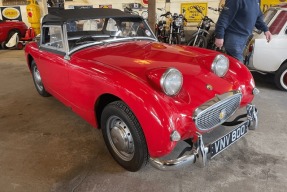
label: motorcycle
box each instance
[155,10,171,43]
[187,6,215,48]
[155,11,186,44]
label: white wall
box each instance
[62,0,222,28]
[0,0,222,29]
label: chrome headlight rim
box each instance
[160,68,183,96]
[175,18,183,26]
[211,54,229,77]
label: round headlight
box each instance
[160,68,183,96]
[211,54,229,77]
[175,18,183,26]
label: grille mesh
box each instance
[195,93,241,130]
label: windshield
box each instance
[66,17,156,50]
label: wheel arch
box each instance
[279,59,287,69]
[6,29,21,41]
[26,54,34,71]
[93,85,176,157]
[94,93,121,129]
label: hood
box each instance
[73,41,219,76]
[73,41,243,103]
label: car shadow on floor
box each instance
[251,71,278,91]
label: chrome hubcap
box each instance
[107,116,134,161]
[33,66,43,91]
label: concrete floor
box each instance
[0,49,287,192]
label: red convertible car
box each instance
[24,8,259,171]
[0,19,27,49]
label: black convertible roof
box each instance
[42,8,141,25]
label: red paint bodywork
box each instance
[0,20,27,42]
[25,40,255,158]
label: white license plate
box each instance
[210,121,248,158]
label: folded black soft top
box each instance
[42,8,141,25]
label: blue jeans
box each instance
[224,33,248,63]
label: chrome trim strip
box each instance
[193,90,240,115]
[67,37,156,55]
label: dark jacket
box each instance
[215,0,269,39]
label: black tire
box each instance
[275,62,287,91]
[156,30,166,43]
[171,34,181,44]
[1,41,6,49]
[206,33,216,50]
[31,61,51,97]
[187,35,207,48]
[101,101,148,172]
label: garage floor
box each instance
[0,49,287,192]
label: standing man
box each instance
[214,0,272,62]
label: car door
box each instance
[36,25,71,104]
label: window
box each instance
[106,18,118,32]
[269,11,287,35]
[263,9,278,25]
[82,19,104,31]
[41,25,65,51]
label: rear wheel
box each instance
[31,61,50,97]
[275,62,287,91]
[187,35,207,48]
[101,101,148,172]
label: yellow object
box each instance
[260,0,285,12]
[181,3,208,23]
[26,0,41,35]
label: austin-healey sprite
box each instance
[24,8,259,171]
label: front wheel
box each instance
[187,35,207,48]
[101,101,148,172]
[274,62,287,91]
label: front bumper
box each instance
[149,104,258,171]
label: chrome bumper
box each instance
[149,104,258,171]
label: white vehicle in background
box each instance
[245,4,287,91]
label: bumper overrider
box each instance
[149,90,258,171]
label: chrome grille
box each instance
[193,91,242,130]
